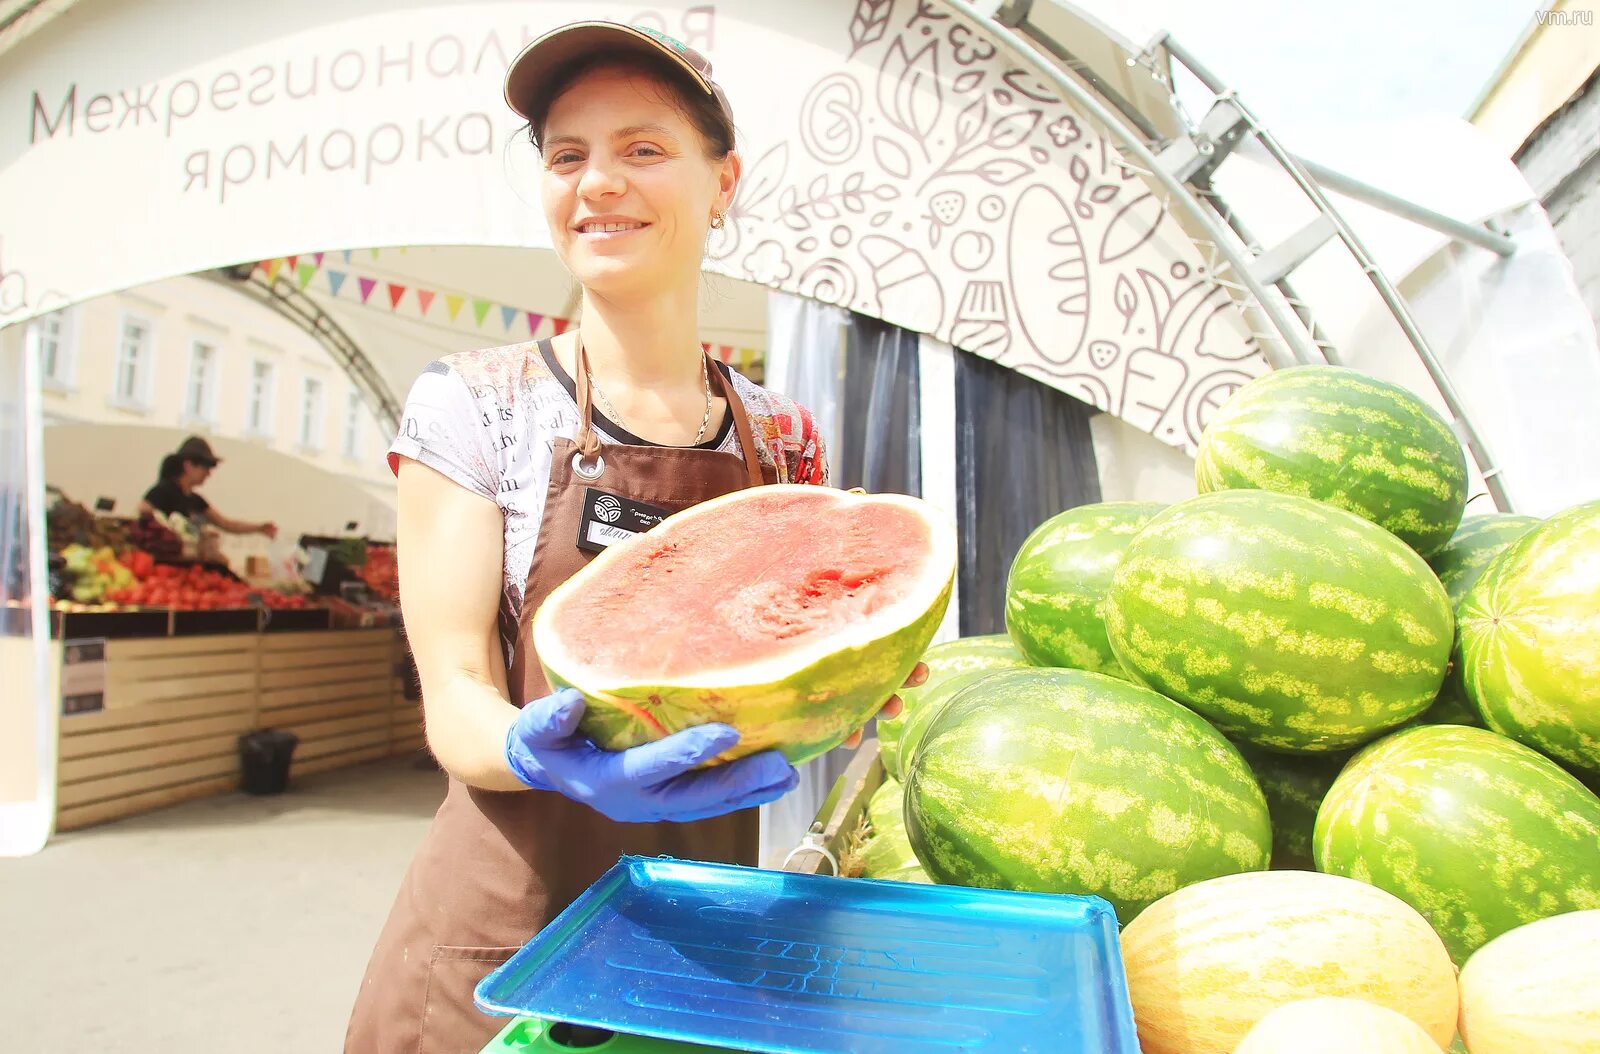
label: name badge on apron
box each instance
[576,487,671,553]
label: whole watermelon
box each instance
[1418,514,1542,728]
[1459,500,1600,776]
[1194,366,1467,556]
[1105,490,1454,752]
[1314,724,1600,964]
[1004,501,1164,676]
[879,635,1030,779]
[859,779,930,883]
[904,667,1270,921]
[1232,742,1350,870]
[894,669,1014,780]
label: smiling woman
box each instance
[342,20,923,1054]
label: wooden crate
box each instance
[258,630,401,778]
[55,635,259,831]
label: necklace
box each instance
[588,354,714,445]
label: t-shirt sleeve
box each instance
[791,403,830,487]
[142,482,175,515]
[191,491,210,512]
[387,362,501,500]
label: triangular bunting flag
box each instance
[313,252,325,267]
[370,248,381,259]
[326,270,348,297]
[387,283,407,310]
[264,258,283,283]
[472,299,493,327]
[500,305,518,330]
[701,342,711,352]
[296,262,316,289]
[341,250,352,263]
[358,277,377,303]
[551,317,570,335]
[526,312,543,335]
[286,255,299,272]
[445,294,465,322]
[719,345,735,362]
[416,290,436,315]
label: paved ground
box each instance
[2,755,446,1053]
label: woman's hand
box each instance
[505,688,800,822]
[841,661,929,750]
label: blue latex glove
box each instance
[505,688,800,823]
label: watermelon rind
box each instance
[1458,500,1600,776]
[1004,501,1164,677]
[904,667,1270,922]
[533,486,957,764]
[859,780,931,883]
[879,634,1031,780]
[1313,723,1600,965]
[1105,490,1453,753]
[1194,365,1467,557]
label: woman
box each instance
[345,22,923,1053]
[138,435,278,538]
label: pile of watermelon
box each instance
[859,364,1599,1052]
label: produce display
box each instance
[1192,365,1468,556]
[878,634,1029,780]
[1119,871,1458,1054]
[1105,490,1453,752]
[1456,910,1600,1054]
[533,486,956,763]
[1230,742,1349,871]
[1458,500,1600,777]
[1420,513,1542,726]
[904,667,1270,921]
[1232,997,1443,1054]
[1003,501,1163,676]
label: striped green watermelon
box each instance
[895,669,1013,780]
[1195,366,1467,557]
[1459,500,1600,776]
[1004,501,1165,676]
[878,635,1031,779]
[1232,742,1351,871]
[1418,514,1542,727]
[1105,490,1453,752]
[859,779,930,883]
[904,667,1270,921]
[1313,724,1600,964]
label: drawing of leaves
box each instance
[778,185,799,214]
[900,39,942,141]
[809,175,829,200]
[845,172,865,192]
[1138,268,1176,344]
[736,143,789,215]
[1100,193,1167,264]
[954,95,987,148]
[815,199,841,220]
[1030,146,1049,164]
[953,70,983,94]
[871,211,893,227]
[1090,185,1119,204]
[973,158,1031,185]
[782,209,811,231]
[873,137,912,180]
[849,0,894,56]
[987,109,1041,150]
[798,237,820,252]
[874,184,901,200]
[1068,155,1090,186]
[1114,274,1138,334]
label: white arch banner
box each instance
[2,0,1267,453]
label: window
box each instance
[247,360,276,436]
[184,340,217,423]
[30,309,75,387]
[299,376,324,450]
[341,389,363,459]
[113,316,153,408]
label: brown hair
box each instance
[525,50,735,160]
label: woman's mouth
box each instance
[577,221,648,237]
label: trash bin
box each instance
[238,729,299,795]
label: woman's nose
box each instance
[576,155,627,200]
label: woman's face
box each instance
[182,461,212,487]
[540,66,738,299]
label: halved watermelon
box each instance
[532,485,957,763]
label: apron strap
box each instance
[574,334,766,489]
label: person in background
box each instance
[138,435,278,538]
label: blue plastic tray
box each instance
[475,857,1138,1054]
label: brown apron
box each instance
[346,342,777,1053]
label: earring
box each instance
[710,212,726,230]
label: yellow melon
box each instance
[1458,909,1600,1054]
[1234,998,1444,1053]
[1120,870,1458,1054]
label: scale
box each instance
[473,857,1139,1054]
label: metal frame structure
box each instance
[961,0,1516,510]
[201,265,403,432]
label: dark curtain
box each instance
[836,314,922,497]
[956,352,1102,635]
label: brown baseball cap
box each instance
[175,435,221,467]
[504,21,735,142]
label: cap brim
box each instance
[504,22,715,123]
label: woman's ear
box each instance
[717,150,742,217]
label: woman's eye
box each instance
[631,145,664,158]
[550,152,582,166]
